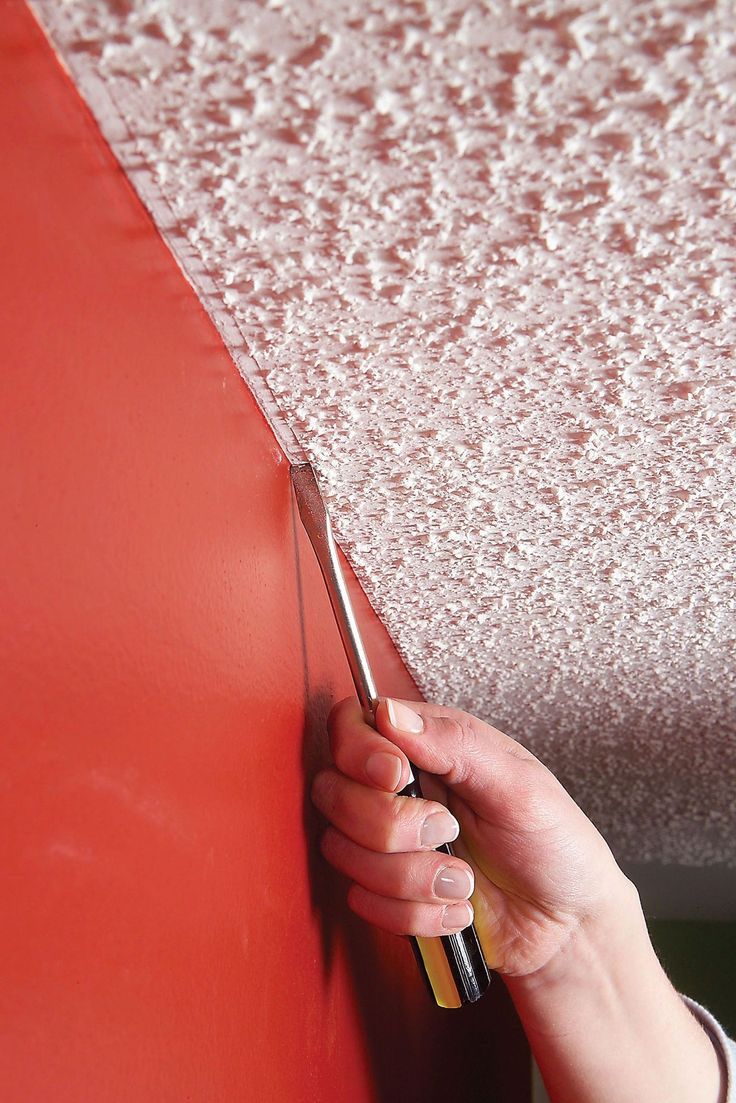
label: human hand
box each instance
[313,698,726,1102]
[311,696,632,979]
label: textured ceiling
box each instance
[34,0,735,866]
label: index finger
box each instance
[328,696,414,792]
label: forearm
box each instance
[504,877,725,1103]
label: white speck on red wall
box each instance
[34,0,736,865]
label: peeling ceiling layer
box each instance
[35,0,736,865]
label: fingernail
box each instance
[434,865,474,901]
[365,751,403,791]
[420,810,459,848]
[386,699,424,734]
[442,901,473,930]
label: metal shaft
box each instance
[291,462,378,720]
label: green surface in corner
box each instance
[648,922,736,1037]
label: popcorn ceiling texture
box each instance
[35,0,736,866]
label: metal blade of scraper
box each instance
[290,461,491,1008]
[290,462,379,723]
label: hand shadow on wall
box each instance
[299,688,445,1100]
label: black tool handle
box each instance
[400,769,490,1007]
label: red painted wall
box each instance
[0,5,528,1099]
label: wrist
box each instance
[503,872,725,1103]
[503,870,645,1031]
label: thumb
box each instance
[375,698,530,804]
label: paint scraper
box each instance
[291,461,490,1008]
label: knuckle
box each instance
[319,825,341,860]
[441,710,473,745]
[403,860,432,901]
[321,828,362,880]
[384,794,424,847]
[429,712,466,748]
[377,800,405,850]
[311,768,341,816]
[452,713,481,766]
[346,882,368,914]
[402,901,427,935]
[408,902,447,937]
[387,793,408,824]
[436,711,486,786]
